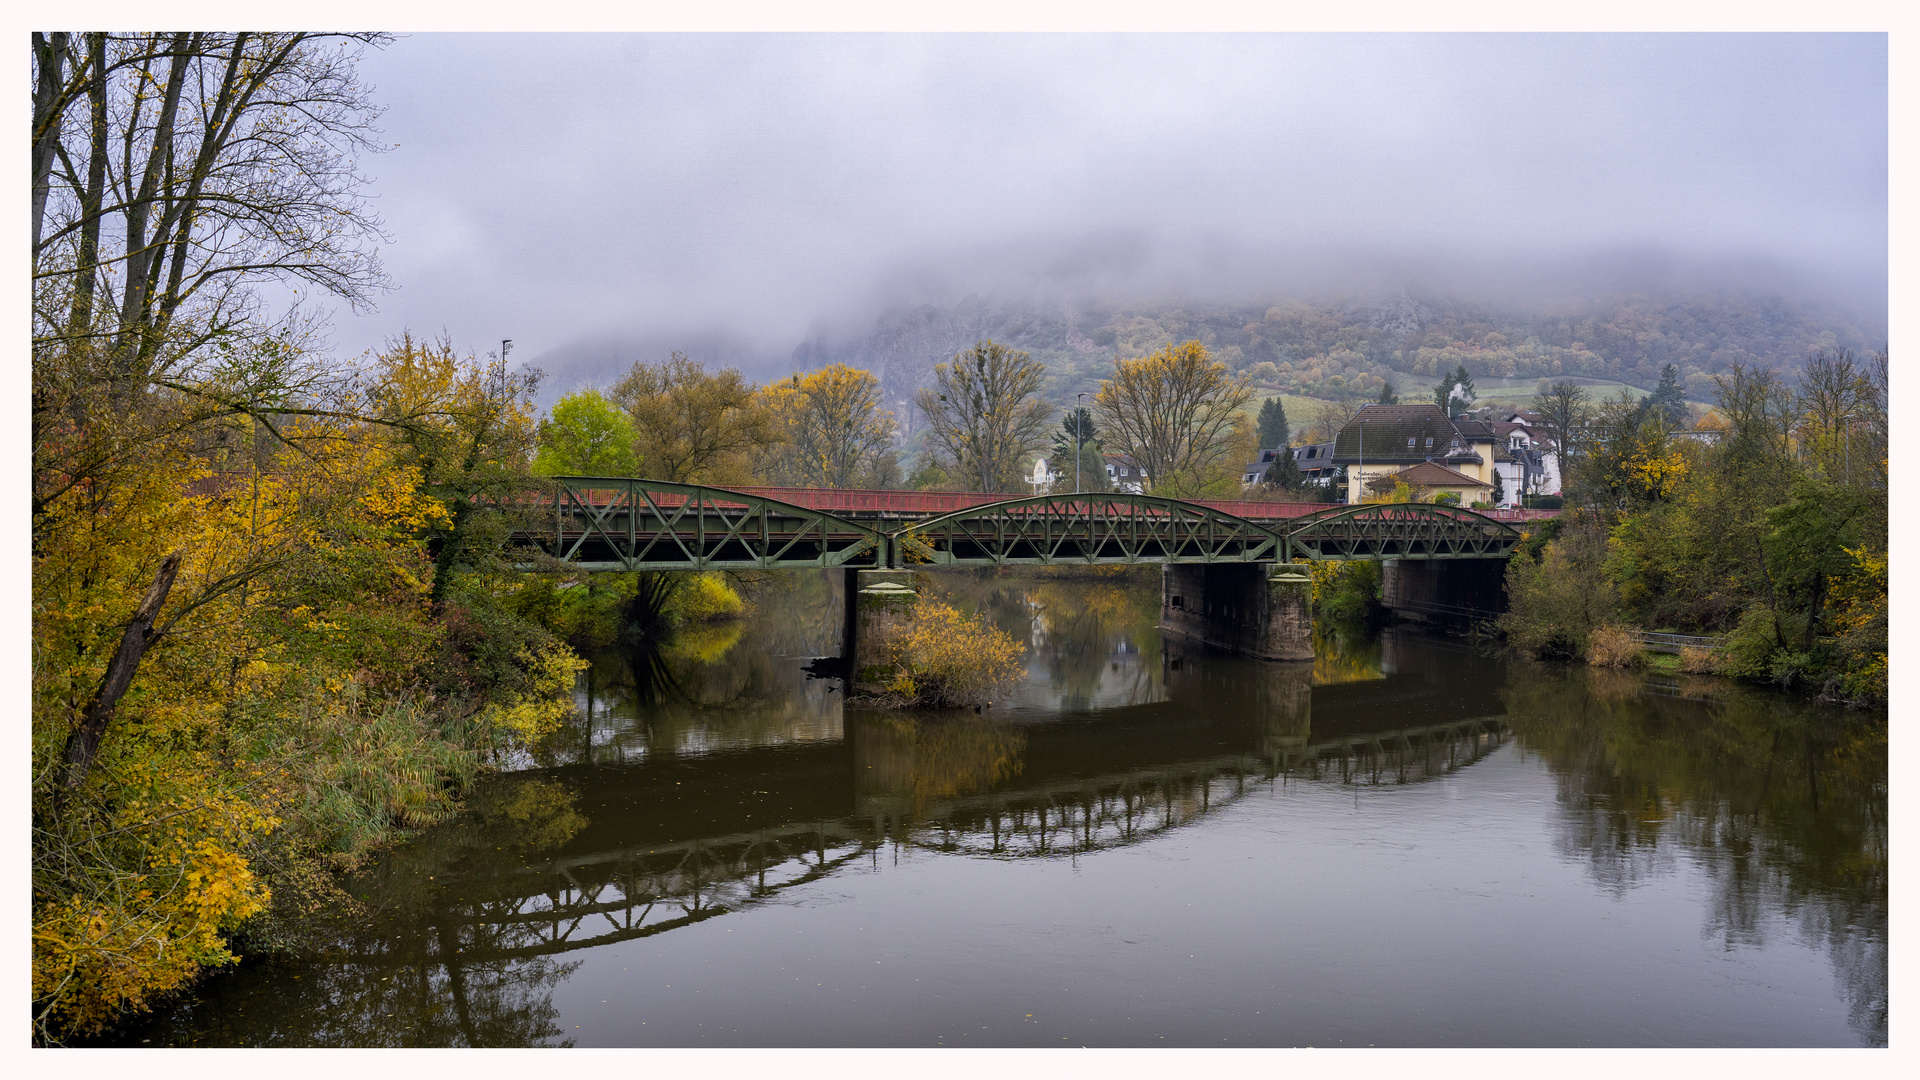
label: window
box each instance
[1425,437,1434,449]
[1407,437,1416,448]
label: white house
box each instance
[1103,452,1149,494]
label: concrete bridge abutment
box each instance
[1159,562,1315,661]
[842,568,919,693]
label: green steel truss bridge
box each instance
[510,477,1527,572]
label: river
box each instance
[122,567,1887,1047]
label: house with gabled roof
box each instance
[1497,410,1562,496]
[1385,460,1493,503]
[1331,403,1509,505]
[1103,452,1149,494]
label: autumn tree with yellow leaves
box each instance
[759,364,898,488]
[1094,340,1254,498]
[30,35,594,1041]
[609,352,772,486]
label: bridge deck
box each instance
[508,478,1550,570]
[727,486,1557,525]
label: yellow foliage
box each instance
[33,758,277,1038]
[1307,560,1345,606]
[32,338,558,1040]
[758,364,896,488]
[1094,339,1254,499]
[881,598,1028,707]
[1624,443,1690,502]
[1586,624,1647,668]
[479,644,588,745]
[672,572,745,622]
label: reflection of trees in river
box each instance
[852,712,1028,813]
[134,635,1521,1047]
[134,776,591,1046]
[553,572,849,764]
[1502,668,1887,1046]
[922,567,1167,713]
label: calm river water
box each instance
[127,568,1886,1047]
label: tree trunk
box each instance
[68,34,110,334]
[1802,573,1825,655]
[62,552,182,790]
[30,32,70,258]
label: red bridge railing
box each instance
[530,482,1561,525]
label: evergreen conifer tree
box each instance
[1647,363,1688,427]
[1451,364,1477,416]
[1256,396,1291,450]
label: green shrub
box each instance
[1717,606,1782,680]
[1310,560,1383,627]
[1498,524,1616,660]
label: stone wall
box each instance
[1160,563,1314,661]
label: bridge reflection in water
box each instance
[124,595,1884,1048]
[152,630,1509,1046]
[345,634,1509,964]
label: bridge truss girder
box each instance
[537,477,889,571]
[1280,504,1521,562]
[525,480,1522,571]
[894,493,1283,567]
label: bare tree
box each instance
[914,340,1052,493]
[609,353,772,485]
[1095,341,1254,497]
[32,33,391,387]
[1711,364,1798,468]
[1795,350,1875,482]
[1303,397,1361,445]
[1535,380,1589,480]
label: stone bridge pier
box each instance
[1159,563,1314,661]
[842,569,919,693]
[1380,558,1509,621]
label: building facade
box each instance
[1103,452,1149,494]
[1332,403,1511,505]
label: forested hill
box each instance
[790,288,1882,433]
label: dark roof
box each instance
[1396,461,1491,488]
[1351,403,1446,422]
[1332,408,1496,463]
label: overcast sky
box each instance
[324,33,1887,377]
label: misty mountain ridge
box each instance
[787,282,1881,436]
[529,277,1881,434]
